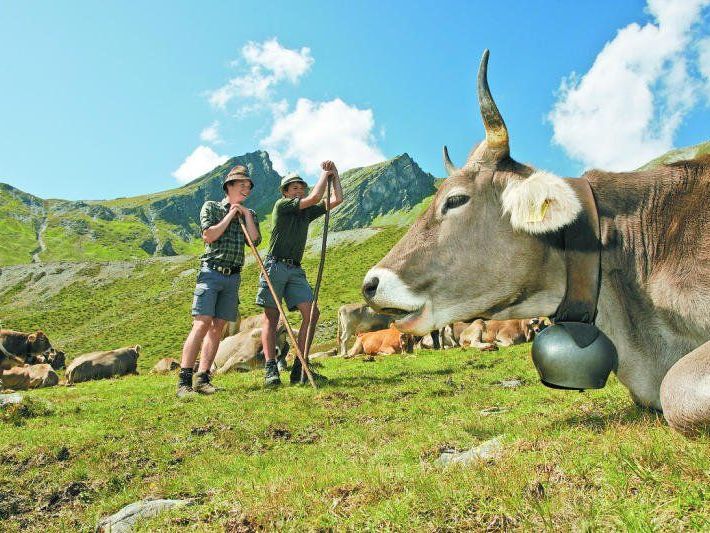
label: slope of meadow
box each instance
[1,346,708,531]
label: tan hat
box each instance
[223,165,253,191]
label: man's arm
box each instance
[298,171,329,209]
[202,204,239,244]
[326,170,343,210]
[234,205,261,246]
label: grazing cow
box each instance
[346,328,415,357]
[212,327,288,374]
[0,329,54,370]
[459,318,543,350]
[337,303,392,356]
[152,358,180,374]
[66,346,141,385]
[0,364,59,390]
[362,50,710,435]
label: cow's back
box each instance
[66,347,139,384]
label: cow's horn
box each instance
[443,145,457,176]
[472,49,510,163]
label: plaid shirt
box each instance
[199,198,261,267]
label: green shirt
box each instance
[199,198,261,267]
[267,198,327,263]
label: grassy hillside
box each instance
[0,184,43,265]
[0,225,407,369]
[1,346,708,531]
[637,140,710,170]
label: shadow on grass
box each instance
[322,366,458,389]
[550,404,663,432]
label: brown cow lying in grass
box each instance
[0,364,59,390]
[460,318,549,350]
[212,326,289,374]
[66,346,141,385]
[346,328,415,357]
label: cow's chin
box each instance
[391,301,435,336]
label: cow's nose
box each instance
[362,276,379,300]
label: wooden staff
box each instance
[302,175,333,378]
[238,217,317,389]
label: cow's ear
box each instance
[134,345,141,353]
[501,171,581,234]
[27,334,37,343]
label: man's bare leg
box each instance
[261,307,280,361]
[181,316,212,369]
[198,318,226,373]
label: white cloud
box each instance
[200,121,222,144]
[260,98,385,177]
[172,145,229,184]
[242,39,314,83]
[549,0,710,171]
[208,38,313,110]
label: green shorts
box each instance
[255,259,313,312]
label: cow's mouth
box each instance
[381,304,431,335]
[379,307,415,317]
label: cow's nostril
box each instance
[362,276,379,300]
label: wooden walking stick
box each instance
[238,217,317,389]
[301,174,333,380]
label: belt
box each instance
[267,255,301,267]
[203,261,241,276]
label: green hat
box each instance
[223,165,254,192]
[280,173,308,192]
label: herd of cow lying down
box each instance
[0,302,551,392]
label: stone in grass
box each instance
[0,393,24,407]
[498,379,524,389]
[96,499,191,532]
[437,436,504,466]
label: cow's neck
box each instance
[583,170,709,408]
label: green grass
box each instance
[1,346,708,531]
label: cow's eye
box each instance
[443,194,469,214]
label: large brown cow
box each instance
[363,50,710,435]
[66,346,141,385]
[0,329,59,370]
[337,303,392,356]
[1,364,59,390]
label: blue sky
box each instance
[1,0,708,200]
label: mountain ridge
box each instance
[0,151,438,265]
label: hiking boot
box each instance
[176,384,196,399]
[193,372,219,395]
[290,357,328,386]
[264,360,281,388]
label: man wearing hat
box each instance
[176,164,261,398]
[257,161,343,387]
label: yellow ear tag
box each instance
[527,198,550,223]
